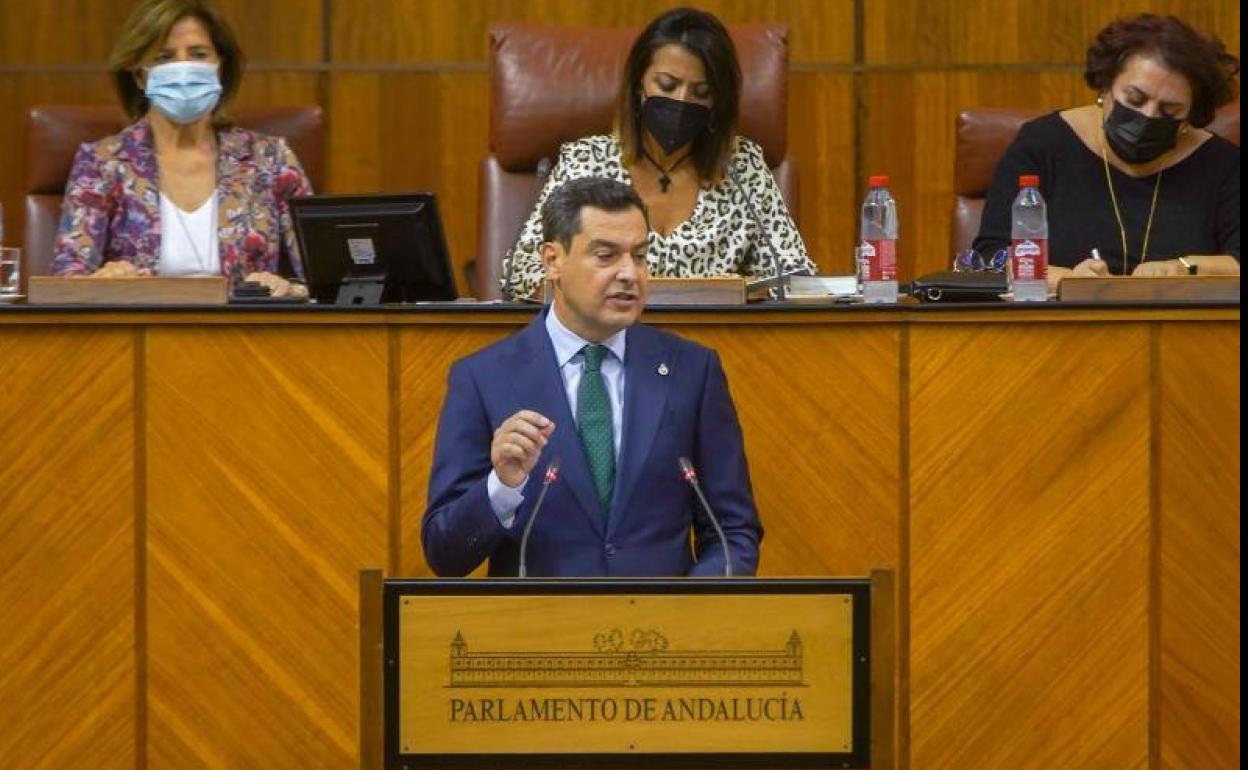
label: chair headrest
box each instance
[26,105,127,194]
[24,104,326,194]
[953,108,1045,197]
[489,22,789,171]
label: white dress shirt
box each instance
[487,307,627,527]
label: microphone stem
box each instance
[725,160,786,301]
[501,157,552,302]
[518,476,554,578]
[689,478,732,578]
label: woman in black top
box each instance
[975,14,1240,289]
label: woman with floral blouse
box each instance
[51,0,311,297]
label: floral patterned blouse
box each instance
[501,134,814,299]
[51,118,312,277]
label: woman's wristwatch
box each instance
[1177,256,1198,275]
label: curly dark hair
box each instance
[1084,14,1239,128]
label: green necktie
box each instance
[577,344,615,516]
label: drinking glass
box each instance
[0,247,20,295]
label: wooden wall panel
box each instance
[212,0,324,63]
[861,70,1088,279]
[909,323,1151,770]
[788,73,856,275]
[0,0,320,66]
[329,72,490,292]
[865,0,1239,65]
[1158,323,1240,770]
[230,72,321,109]
[0,2,132,64]
[145,327,389,769]
[677,323,900,577]
[399,324,516,576]
[331,0,853,64]
[0,327,135,770]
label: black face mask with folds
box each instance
[1103,99,1183,164]
[641,95,711,155]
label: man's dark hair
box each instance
[541,177,649,250]
[1085,14,1239,128]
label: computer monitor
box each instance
[291,193,457,304]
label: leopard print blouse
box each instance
[501,134,814,298]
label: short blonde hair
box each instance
[109,0,244,121]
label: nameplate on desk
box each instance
[542,277,746,306]
[1059,275,1240,303]
[27,276,228,305]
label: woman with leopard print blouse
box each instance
[501,7,815,299]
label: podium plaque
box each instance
[380,579,873,769]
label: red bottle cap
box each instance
[868,175,890,187]
[1019,174,1040,187]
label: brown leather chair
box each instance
[475,23,796,299]
[951,102,1241,255]
[23,104,325,281]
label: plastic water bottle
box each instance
[1010,175,1048,281]
[859,176,898,282]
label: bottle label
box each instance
[863,238,897,281]
[1010,238,1048,280]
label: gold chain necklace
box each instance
[1100,135,1163,275]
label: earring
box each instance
[1096,94,1104,107]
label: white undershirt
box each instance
[160,193,220,276]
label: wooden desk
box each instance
[0,303,1239,770]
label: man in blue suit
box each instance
[423,177,761,577]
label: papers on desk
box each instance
[787,275,858,297]
[755,274,861,303]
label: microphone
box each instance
[500,156,554,302]
[517,456,561,578]
[677,457,733,577]
[723,157,795,301]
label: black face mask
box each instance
[1103,99,1183,164]
[641,96,711,155]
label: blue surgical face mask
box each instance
[143,61,222,124]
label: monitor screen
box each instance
[291,193,457,304]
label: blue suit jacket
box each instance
[422,311,761,577]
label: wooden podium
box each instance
[359,571,895,770]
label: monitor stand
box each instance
[335,272,386,305]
